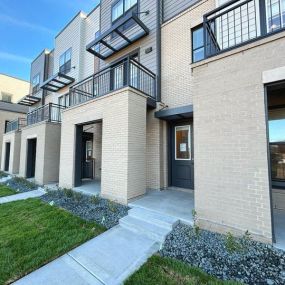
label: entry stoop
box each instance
[120,208,179,243]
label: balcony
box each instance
[5,118,27,133]
[27,103,65,126]
[69,58,156,107]
[204,0,285,58]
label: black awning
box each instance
[155,105,193,121]
[86,12,149,60]
[18,95,41,106]
[40,72,75,92]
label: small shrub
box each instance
[192,209,200,236]
[73,191,83,202]
[90,195,100,205]
[12,177,37,189]
[224,232,242,253]
[107,200,117,213]
[62,188,74,198]
[0,171,8,178]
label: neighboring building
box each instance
[2,0,285,248]
[0,102,28,173]
[0,74,30,103]
[13,6,100,185]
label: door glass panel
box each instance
[269,108,285,181]
[175,125,191,160]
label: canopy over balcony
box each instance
[18,95,41,106]
[40,72,75,92]
[86,12,149,60]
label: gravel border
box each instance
[1,177,38,193]
[160,223,285,285]
[40,189,129,229]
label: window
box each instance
[1,92,12,102]
[32,74,40,94]
[175,125,191,160]
[94,31,100,53]
[192,25,205,63]
[112,0,138,22]
[266,0,285,32]
[59,48,72,74]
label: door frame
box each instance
[168,119,194,189]
[26,138,37,178]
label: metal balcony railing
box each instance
[5,118,27,133]
[69,58,156,107]
[204,0,285,58]
[27,103,65,126]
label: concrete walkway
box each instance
[0,188,46,204]
[14,207,179,285]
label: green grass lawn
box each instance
[0,199,105,284]
[125,255,241,285]
[0,185,17,197]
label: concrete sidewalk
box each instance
[14,207,179,285]
[0,188,46,204]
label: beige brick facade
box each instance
[161,0,215,109]
[191,32,285,242]
[1,131,21,174]
[59,88,147,204]
[19,122,61,185]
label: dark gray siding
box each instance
[163,0,200,22]
[99,0,158,74]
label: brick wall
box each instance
[19,122,61,185]
[59,88,147,204]
[192,32,285,242]
[1,131,21,174]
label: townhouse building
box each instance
[1,0,285,248]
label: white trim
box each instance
[175,125,191,161]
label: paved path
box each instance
[0,188,46,204]
[14,207,179,285]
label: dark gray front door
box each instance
[26,138,37,178]
[171,123,194,189]
[4,142,11,171]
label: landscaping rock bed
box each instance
[160,223,285,285]
[1,177,38,193]
[40,189,129,229]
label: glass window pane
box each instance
[59,54,65,66]
[270,144,285,180]
[193,47,205,62]
[65,49,71,61]
[193,27,204,49]
[175,126,191,160]
[112,0,124,22]
[125,0,137,11]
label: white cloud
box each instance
[0,51,32,63]
[0,14,56,34]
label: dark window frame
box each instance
[32,73,40,95]
[59,48,72,75]
[111,0,138,24]
[191,24,205,63]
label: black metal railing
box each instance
[69,58,156,107]
[204,0,285,58]
[5,118,27,133]
[27,103,65,126]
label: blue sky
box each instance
[0,0,100,82]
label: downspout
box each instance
[156,0,162,102]
[42,52,49,106]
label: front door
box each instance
[4,142,11,171]
[26,138,37,178]
[171,123,194,189]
